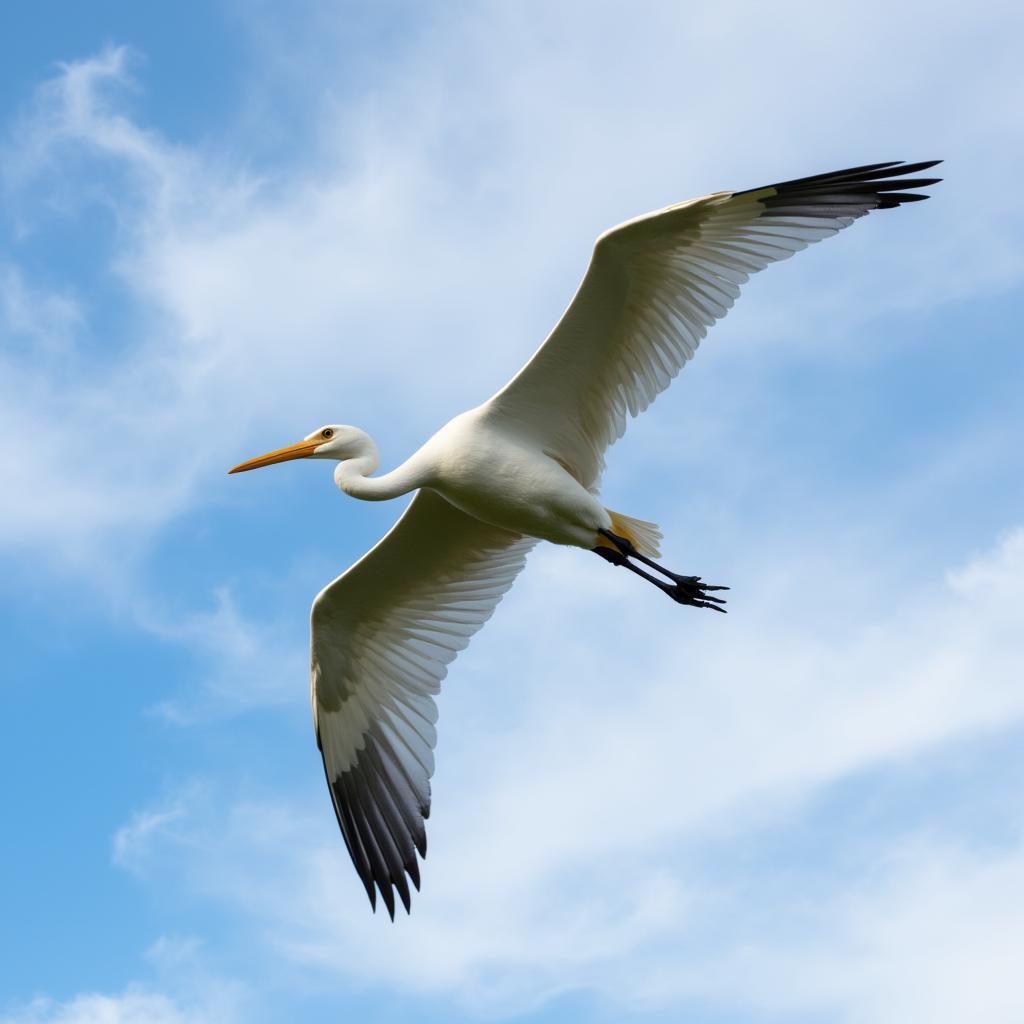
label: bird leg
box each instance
[594,529,729,613]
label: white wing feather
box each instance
[487,160,941,488]
[311,488,535,916]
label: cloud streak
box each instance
[3,2,1023,1020]
[115,526,1024,1017]
[3,2,1022,573]
[2,990,226,1024]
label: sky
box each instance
[1,1,1023,1021]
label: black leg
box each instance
[594,531,728,613]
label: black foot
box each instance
[594,530,729,613]
[659,576,729,613]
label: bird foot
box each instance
[658,576,729,613]
[595,530,728,613]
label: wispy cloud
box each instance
[113,527,1024,1016]
[3,3,1022,575]
[0,266,81,357]
[4,3,1024,1020]
[2,990,210,1024]
[139,588,306,720]
[113,789,198,871]
[1,933,245,1024]
[645,833,1024,1023]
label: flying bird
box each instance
[230,160,941,917]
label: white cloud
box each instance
[2,2,1022,575]
[2,990,208,1024]
[0,266,81,356]
[643,835,1024,1024]
[3,4,1023,1019]
[0,930,245,1024]
[0,943,245,1024]
[114,526,1024,1017]
[139,588,307,720]
[0,0,1018,728]
[113,790,196,872]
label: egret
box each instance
[230,160,941,917]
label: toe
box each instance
[695,600,728,613]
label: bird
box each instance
[229,160,941,918]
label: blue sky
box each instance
[2,2,1023,1022]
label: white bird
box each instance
[230,160,941,917]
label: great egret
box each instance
[230,160,941,917]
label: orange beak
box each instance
[228,438,322,474]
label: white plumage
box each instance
[230,160,941,916]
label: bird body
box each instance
[411,406,617,549]
[230,160,942,917]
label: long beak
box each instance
[228,438,321,474]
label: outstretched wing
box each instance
[311,489,535,917]
[486,160,942,489]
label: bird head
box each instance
[228,424,360,474]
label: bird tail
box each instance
[605,510,663,559]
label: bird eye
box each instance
[321,428,334,439]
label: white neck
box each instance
[332,435,424,501]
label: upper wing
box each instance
[486,160,942,489]
[311,488,535,918]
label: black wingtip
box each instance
[395,873,412,916]
[901,159,943,173]
[380,882,396,921]
[736,159,944,218]
[740,159,943,191]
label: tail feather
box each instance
[606,510,663,559]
